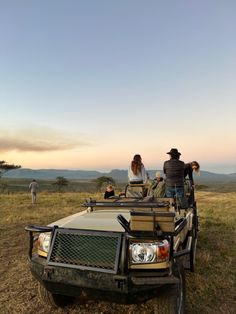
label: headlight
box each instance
[38,232,51,256]
[129,240,169,264]
[130,243,156,263]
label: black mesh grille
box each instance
[47,229,122,273]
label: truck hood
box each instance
[49,209,130,232]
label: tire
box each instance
[38,283,75,308]
[190,210,199,272]
[190,232,197,272]
[153,261,186,314]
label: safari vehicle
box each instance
[25,184,199,313]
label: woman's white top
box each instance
[128,165,148,183]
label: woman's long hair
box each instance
[191,161,200,175]
[131,154,143,175]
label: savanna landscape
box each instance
[0,181,235,314]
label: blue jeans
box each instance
[165,186,184,199]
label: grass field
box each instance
[0,189,235,314]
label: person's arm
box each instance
[187,165,194,186]
[184,164,192,181]
[127,166,132,181]
[141,166,148,183]
[128,165,137,182]
[163,161,166,175]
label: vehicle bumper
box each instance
[30,256,179,303]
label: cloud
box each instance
[0,127,92,152]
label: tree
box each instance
[53,176,69,192]
[94,176,116,191]
[0,160,21,178]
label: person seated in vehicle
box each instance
[104,185,115,199]
[128,154,148,184]
[148,171,166,198]
[126,154,149,197]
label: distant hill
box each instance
[3,168,102,180]
[3,168,236,183]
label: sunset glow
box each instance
[1,1,235,174]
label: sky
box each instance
[0,0,235,174]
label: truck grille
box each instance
[47,228,122,273]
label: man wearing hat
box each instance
[163,148,185,200]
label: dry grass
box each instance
[0,191,235,314]
[185,191,236,314]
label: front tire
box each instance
[153,261,186,314]
[190,233,197,272]
[38,283,75,308]
[190,208,199,272]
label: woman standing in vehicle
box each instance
[128,154,148,184]
[184,161,200,187]
[184,161,200,206]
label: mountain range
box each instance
[3,168,236,183]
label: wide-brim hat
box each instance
[167,148,181,156]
